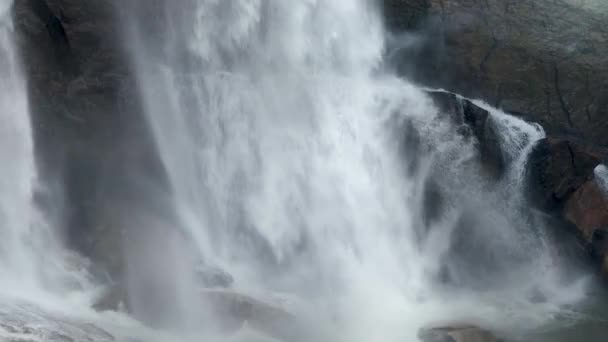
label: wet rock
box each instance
[527,138,608,274]
[195,265,234,289]
[427,91,505,179]
[564,176,608,270]
[527,137,607,211]
[565,178,608,241]
[418,325,501,342]
[200,290,301,341]
[382,0,431,31]
[13,0,169,283]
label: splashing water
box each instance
[122,0,591,341]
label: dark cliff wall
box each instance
[384,0,608,147]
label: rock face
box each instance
[428,91,505,178]
[200,290,300,340]
[13,0,168,283]
[564,176,608,272]
[384,0,608,147]
[527,137,607,210]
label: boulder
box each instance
[527,137,607,210]
[418,325,501,342]
[14,0,169,284]
[195,265,234,289]
[564,176,608,271]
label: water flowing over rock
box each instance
[427,90,505,179]
[0,0,607,341]
[384,0,608,147]
[0,303,115,342]
[13,0,169,283]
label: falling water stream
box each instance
[123,1,598,341]
[0,0,606,341]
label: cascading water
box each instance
[123,0,592,341]
[0,0,600,341]
[0,2,102,340]
[0,0,39,293]
[0,0,67,298]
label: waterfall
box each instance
[0,0,91,306]
[0,0,597,341]
[124,0,589,340]
[0,0,48,296]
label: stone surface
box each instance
[13,0,168,284]
[385,0,608,147]
[0,302,115,342]
[527,137,607,210]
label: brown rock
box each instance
[428,90,505,179]
[527,137,606,210]
[200,290,302,340]
[564,178,608,265]
[565,179,608,240]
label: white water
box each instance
[0,0,596,341]
[0,0,69,298]
[125,1,590,341]
[0,2,105,340]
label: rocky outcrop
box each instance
[387,0,608,279]
[419,325,501,342]
[384,0,608,147]
[564,176,608,273]
[200,290,301,340]
[0,302,114,341]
